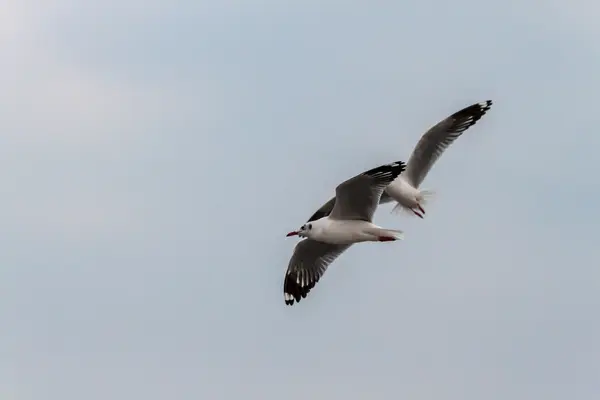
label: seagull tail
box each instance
[417,189,436,205]
[391,189,436,217]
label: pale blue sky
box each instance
[1,1,599,399]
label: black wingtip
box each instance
[479,100,493,113]
[454,100,493,121]
[284,274,318,306]
[363,160,406,180]
[442,100,493,134]
[392,160,407,175]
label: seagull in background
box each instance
[305,100,493,222]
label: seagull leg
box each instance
[417,204,426,215]
[412,208,424,219]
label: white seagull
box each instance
[284,161,406,306]
[305,100,493,222]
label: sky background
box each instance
[1,1,599,399]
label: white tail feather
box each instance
[390,189,436,218]
[417,189,435,204]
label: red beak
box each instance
[286,231,299,237]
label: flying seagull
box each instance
[284,161,406,306]
[305,100,493,222]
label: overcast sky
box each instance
[1,1,599,399]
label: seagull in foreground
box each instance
[284,161,407,306]
[305,100,493,222]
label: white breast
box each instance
[311,218,377,245]
[385,177,420,208]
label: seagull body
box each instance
[384,177,430,218]
[305,100,493,222]
[284,161,406,306]
[287,218,403,244]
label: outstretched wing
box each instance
[283,239,351,306]
[405,100,492,187]
[329,161,406,222]
[305,162,405,222]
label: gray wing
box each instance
[305,181,396,223]
[283,239,352,306]
[329,161,406,221]
[306,196,336,223]
[405,100,492,187]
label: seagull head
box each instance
[286,223,313,238]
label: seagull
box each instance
[305,100,493,222]
[283,161,407,306]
